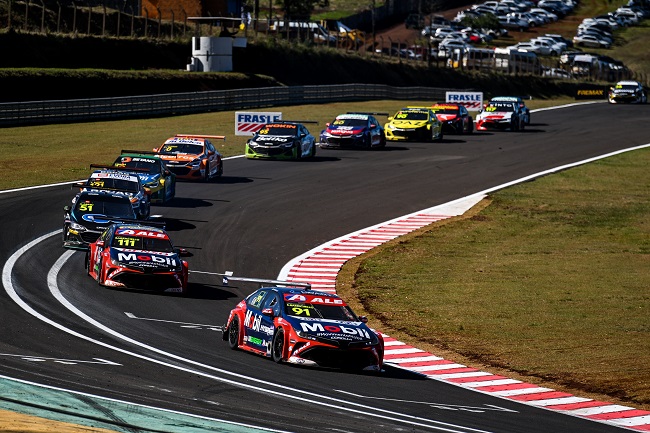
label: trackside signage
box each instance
[446,91,483,111]
[235,111,282,136]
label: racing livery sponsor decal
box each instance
[284,294,345,305]
[298,321,370,340]
[115,228,167,239]
[235,111,282,136]
[116,251,177,267]
[446,91,483,111]
[575,86,607,100]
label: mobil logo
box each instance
[299,322,370,338]
[235,111,282,136]
[117,252,177,266]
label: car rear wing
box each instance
[89,164,150,173]
[274,120,319,125]
[174,134,226,141]
[106,218,167,229]
[121,149,158,155]
[190,270,312,290]
[346,111,390,116]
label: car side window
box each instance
[248,289,268,309]
[262,292,281,315]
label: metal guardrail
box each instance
[0,84,453,127]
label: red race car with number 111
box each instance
[86,223,190,294]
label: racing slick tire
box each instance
[202,164,210,182]
[310,143,316,158]
[227,316,240,350]
[272,328,285,363]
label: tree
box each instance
[276,0,329,21]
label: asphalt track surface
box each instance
[1,102,648,433]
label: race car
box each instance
[245,121,317,160]
[63,190,138,250]
[86,223,189,294]
[113,151,176,204]
[223,286,384,371]
[475,101,525,131]
[153,134,225,181]
[79,165,151,219]
[319,112,386,149]
[384,107,443,142]
[608,81,648,104]
[488,96,531,125]
[430,103,474,134]
[245,120,316,159]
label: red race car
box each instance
[86,223,189,294]
[223,286,384,371]
[430,103,474,134]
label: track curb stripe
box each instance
[277,144,650,431]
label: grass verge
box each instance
[338,146,650,410]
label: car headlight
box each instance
[296,331,317,341]
[248,140,259,147]
[69,222,86,231]
[110,257,121,266]
[282,142,296,148]
[351,133,364,138]
[146,181,159,188]
[386,124,395,130]
[190,158,202,168]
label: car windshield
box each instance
[395,110,429,120]
[616,84,637,90]
[332,118,367,127]
[160,143,204,155]
[259,124,297,136]
[485,102,515,112]
[111,235,174,252]
[74,196,136,219]
[87,177,140,192]
[285,302,358,321]
[114,157,162,175]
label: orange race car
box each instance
[153,134,225,181]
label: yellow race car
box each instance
[384,107,444,142]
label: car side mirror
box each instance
[370,124,376,128]
[143,187,152,195]
[262,308,275,317]
[176,248,191,257]
[207,150,215,155]
[300,133,307,138]
[153,147,159,152]
[359,315,368,323]
[325,122,331,127]
[64,205,71,212]
[96,240,105,247]
[164,170,171,176]
[387,116,393,121]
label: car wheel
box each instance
[272,328,285,363]
[227,316,240,350]
[294,143,302,160]
[310,142,316,158]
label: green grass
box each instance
[0,97,576,191]
[341,147,650,409]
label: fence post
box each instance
[56,1,61,33]
[102,3,106,37]
[7,0,11,30]
[130,5,134,37]
[156,6,162,39]
[144,8,148,38]
[116,3,120,37]
[87,4,92,35]
[39,0,45,33]
[24,0,29,31]
[170,9,174,39]
[72,1,77,35]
